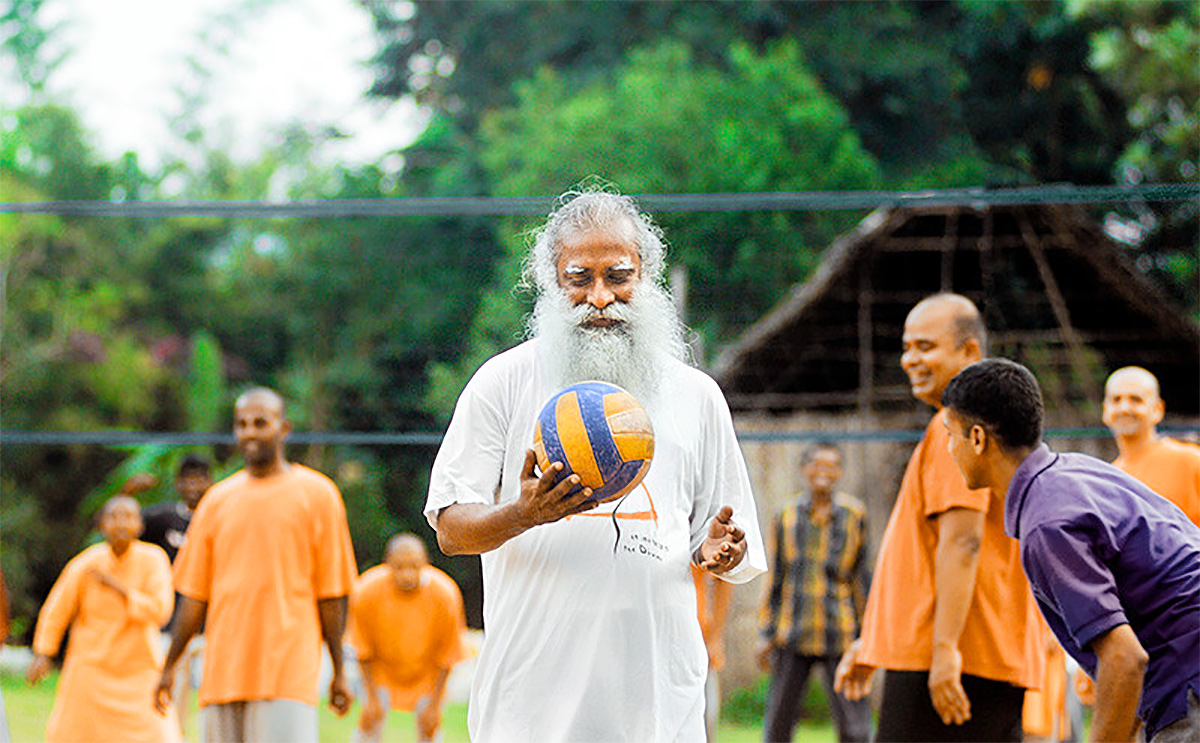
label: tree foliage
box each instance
[481,40,880,343]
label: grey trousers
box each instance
[1152,689,1200,743]
[201,699,317,743]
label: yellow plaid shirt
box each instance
[760,491,871,657]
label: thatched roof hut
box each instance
[713,203,1199,420]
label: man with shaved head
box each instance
[1103,366,1200,526]
[156,387,359,742]
[347,533,467,742]
[29,496,178,742]
[835,293,1043,741]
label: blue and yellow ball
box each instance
[533,381,655,504]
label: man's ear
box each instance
[969,424,988,455]
[962,338,983,363]
[1150,398,1166,428]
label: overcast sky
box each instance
[8,0,426,170]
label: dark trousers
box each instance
[763,648,871,743]
[875,669,1025,742]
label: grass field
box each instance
[1,668,836,742]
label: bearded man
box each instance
[426,187,767,742]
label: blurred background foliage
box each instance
[1,0,1196,633]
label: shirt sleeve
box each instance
[853,508,872,620]
[126,546,174,626]
[690,375,766,585]
[347,581,375,662]
[313,480,358,600]
[760,512,785,639]
[425,362,512,530]
[432,576,468,670]
[32,555,85,657]
[1021,521,1127,650]
[173,499,214,602]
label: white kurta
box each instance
[426,339,766,743]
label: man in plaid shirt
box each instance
[757,442,873,743]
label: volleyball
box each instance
[532,381,655,504]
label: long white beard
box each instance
[530,283,688,407]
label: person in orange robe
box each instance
[27,496,180,743]
[692,562,732,743]
[348,533,467,742]
[1103,366,1200,526]
[154,387,359,743]
[834,294,1043,742]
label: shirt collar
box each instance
[1005,443,1058,540]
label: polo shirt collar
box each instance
[1005,443,1058,540]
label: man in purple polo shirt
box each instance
[938,358,1199,743]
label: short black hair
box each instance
[177,453,211,477]
[801,440,843,466]
[942,359,1044,450]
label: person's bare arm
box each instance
[833,638,875,700]
[357,657,385,732]
[1088,624,1147,743]
[436,449,597,555]
[929,506,985,726]
[318,595,352,716]
[155,596,207,713]
[417,667,452,740]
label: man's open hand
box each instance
[694,506,746,574]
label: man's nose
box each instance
[587,280,615,309]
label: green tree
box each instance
[1,0,66,95]
[0,107,179,640]
[1067,0,1199,316]
[484,41,879,342]
[362,0,1131,186]
[423,40,881,414]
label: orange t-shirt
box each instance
[857,409,1043,689]
[1113,437,1200,527]
[348,564,467,710]
[33,541,179,743]
[174,465,358,706]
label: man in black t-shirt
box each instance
[140,454,211,565]
[137,453,212,739]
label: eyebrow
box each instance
[610,261,636,271]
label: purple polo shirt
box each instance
[1005,444,1200,739]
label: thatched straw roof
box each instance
[713,204,1199,416]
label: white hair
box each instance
[523,187,669,295]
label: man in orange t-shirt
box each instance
[834,294,1043,742]
[349,533,467,742]
[29,496,179,743]
[154,387,359,742]
[1103,366,1200,526]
